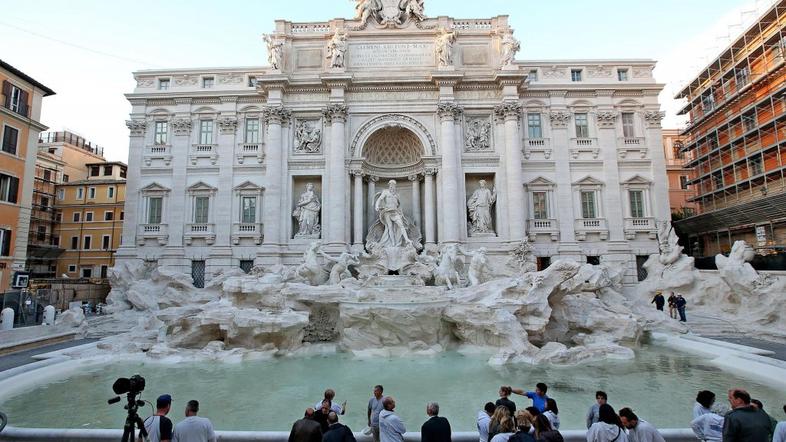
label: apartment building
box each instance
[662,129,698,219]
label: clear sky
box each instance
[0,0,762,161]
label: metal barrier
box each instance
[0,427,698,442]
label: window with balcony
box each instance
[2,125,19,155]
[158,78,170,90]
[147,197,162,224]
[527,113,542,138]
[532,191,548,219]
[241,196,257,223]
[571,69,583,82]
[617,69,629,81]
[199,120,214,144]
[202,77,214,88]
[0,229,12,256]
[0,173,19,203]
[245,118,260,143]
[194,196,210,224]
[622,112,635,137]
[154,121,168,145]
[629,190,644,218]
[574,113,589,138]
[580,191,596,218]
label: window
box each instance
[2,125,19,155]
[586,256,600,265]
[40,196,49,208]
[674,141,685,159]
[629,190,645,218]
[57,188,65,200]
[575,113,589,138]
[55,212,62,222]
[83,236,91,250]
[248,76,257,87]
[70,236,78,250]
[102,235,111,250]
[528,69,538,82]
[36,226,46,242]
[120,168,126,178]
[72,212,81,222]
[701,94,715,112]
[88,187,96,199]
[199,120,213,144]
[63,174,69,183]
[580,191,596,218]
[43,169,52,181]
[90,166,100,177]
[85,212,93,222]
[154,121,168,145]
[536,257,550,271]
[4,83,28,116]
[158,78,170,90]
[532,191,548,219]
[107,187,115,199]
[68,264,76,273]
[680,176,690,190]
[245,118,260,143]
[202,77,214,88]
[76,187,84,199]
[103,165,113,176]
[750,155,763,176]
[100,265,109,279]
[120,211,125,220]
[622,112,635,137]
[0,173,19,203]
[617,69,629,81]
[81,267,93,278]
[735,66,749,88]
[104,211,114,221]
[240,260,254,274]
[51,236,59,247]
[192,260,206,288]
[147,197,163,224]
[194,196,210,223]
[571,69,583,82]
[527,113,542,138]
[742,112,757,132]
[241,196,256,223]
[0,229,11,256]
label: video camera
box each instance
[112,374,146,396]
[107,374,148,442]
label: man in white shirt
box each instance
[619,407,665,442]
[379,396,406,442]
[477,402,495,442]
[173,400,216,442]
[315,388,346,415]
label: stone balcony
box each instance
[527,218,559,241]
[574,218,609,241]
[522,138,552,160]
[569,138,599,159]
[143,144,172,166]
[137,223,168,246]
[190,144,218,165]
[231,222,264,245]
[185,223,216,245]
[617,137,648,159]
[236,143,265,164]
[624,217,657,239]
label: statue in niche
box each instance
[435,27,456,68]
[371,180,413,248]
[326,29,348,69]
[263,34,285,70]
[500,30,520,67]
[465,119,491,152]
[293,183,321,238]
[461,246,491,286]
[354,0,383,24]
[467,180,497,235]
[294,121,322,153]
[398,0,425,22]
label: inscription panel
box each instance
[348,42,434,68]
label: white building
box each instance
[118,2,668,287]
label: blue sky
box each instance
[0,0,754,160]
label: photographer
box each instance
[141,394,174,442]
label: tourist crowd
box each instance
[136,384,786,442]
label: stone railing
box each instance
[527,218,559,241]
[522,138,552,159]
[190,144,218,165]
[574,218,608,241]
[136,224,168,246]
[624,217,657,239]
[571,137,596,147]
[144,145,172,166]
[620,137,644,145]
[232,222,264,245]
[185,223,216,245]
[236,143,264,165]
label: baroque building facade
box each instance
[118,4,668,286]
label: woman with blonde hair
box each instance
[488,406,512,442]
[509,410,536,442]
[490,416,516,442]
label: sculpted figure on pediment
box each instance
[435,27,456,68]
[263,34,285,70]
[326,29,348,69]
[355,0,383,24]
[398,0,425,22]
[500,30,520,67]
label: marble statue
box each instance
[263,34,285,70]
[435,27,456,68]
[461,247,490,286]
[354,0,383,24]
[371,180,413,248]
[465,119,491,152]
[324,251,360,285]
[326,29,348,69]
[434,244,462,289]
[293,183,321,238]
[500,30,520,67]
[467,180,497,235]
[398,0,425,22]
[294,121,322,153]
[296,241,330,285]
[656,220,683,266]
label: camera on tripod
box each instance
[107,374,149,442]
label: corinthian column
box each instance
[437,102,463,243]
[496,102,525,241]
[409,174,421,230]
[325,104,348,245]
[423,168,436,245]
[352,169,364,247]
[262,105,290,245]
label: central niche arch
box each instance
[364,127,423,169]
[350,114,436,178]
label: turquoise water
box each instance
[1,345,783,431]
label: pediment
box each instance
[187,181,217,192]
[572,176,604,186]
[526,176,556,186]
[140,182,171,193]
[621,174,652,185]
[233,180,263,191]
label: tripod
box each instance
[120,392,148,442]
